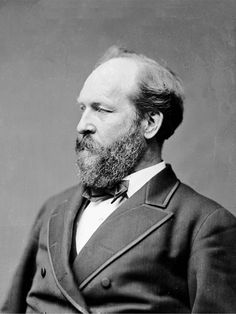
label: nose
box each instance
[76,110,96,135]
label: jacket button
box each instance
[41,267,46,278]
[101,277,111,289]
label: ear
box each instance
[141,111,163,139]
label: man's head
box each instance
[97,46,184,143]
[75,46,184,188]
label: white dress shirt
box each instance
[75,161,166,254]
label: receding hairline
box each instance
[96,45,166,69]
[95,46,184,99]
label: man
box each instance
[2,46,236,313]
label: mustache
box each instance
[75,135,97,153]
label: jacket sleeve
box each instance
[188,207,236,313]
[1,205,47,313]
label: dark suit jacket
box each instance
[2,165,236,313]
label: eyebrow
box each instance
[77,101,114,110]
[77,101,101,107]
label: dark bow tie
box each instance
[82,180,129,204]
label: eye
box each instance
[96,107,106,112]
[92,103,113,113]
[98,107,113,113]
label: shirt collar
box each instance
[124,161,166,198]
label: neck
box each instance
[133,140,163,173]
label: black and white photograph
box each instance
[0,0,236,312]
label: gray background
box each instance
[0,0,236,302]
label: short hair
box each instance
[96,45,184,143]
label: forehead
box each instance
[78,58,140,103]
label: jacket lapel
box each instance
[47,184,90,314]
[73,164,180,290]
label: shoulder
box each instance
[42,184,80,210]
[175,182,224,213]
[171,180,236,243]
[177,181,235,217]
[31,185,81,234]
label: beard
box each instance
[75,120,147,189]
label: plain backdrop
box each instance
[0,0,236,303]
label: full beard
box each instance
[75,121,147,189]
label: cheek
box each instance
[100,119,132,143]
[100,129,119,145]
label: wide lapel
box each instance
[47,184,90,314]
[73,164,180,290]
